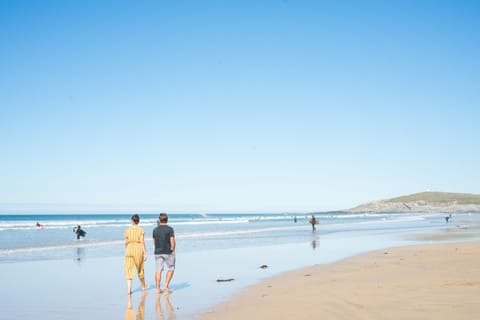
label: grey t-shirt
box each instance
[153,224,175,254]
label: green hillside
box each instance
[386,192,480,205]
[346,191,480,213]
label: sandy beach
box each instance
[201,240,480,320]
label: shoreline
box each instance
[201,240,480,320]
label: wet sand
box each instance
[201,240,480,320]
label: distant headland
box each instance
[344,192,480,213]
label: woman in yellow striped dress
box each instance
[124,214,149,294]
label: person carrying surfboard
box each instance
[73,225,87,239]
[310,215,317,232]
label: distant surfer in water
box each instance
[73,225,87,239]
[36,222,44,229]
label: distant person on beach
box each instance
[153,213,176,293]
[124,214,149,295]
[445,214,452,223]
[310,215,317,231]
[73,225,86,239]
[294,216,297,223]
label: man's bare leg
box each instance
[164,270,174,291]
[156,270,163,294]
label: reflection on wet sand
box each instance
[311,233,319,251]
[126,292,147,320]
[74,247,85,263]
[156,292,175,320]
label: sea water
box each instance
[0,212,468,263]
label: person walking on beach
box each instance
[153,213,176,293]
[310,215,317,232]
[124,214,149,294]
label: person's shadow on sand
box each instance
[126,292,147,320]
[156,292,175,320]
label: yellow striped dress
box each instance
[124,225,145,280]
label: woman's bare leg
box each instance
[127,279,133,294]
[140,277,150,290]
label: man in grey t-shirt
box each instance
[153,213,176,293]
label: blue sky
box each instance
[1,0,479,213]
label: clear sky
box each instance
[1,0,479,213]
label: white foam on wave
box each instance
[0,214,301,231]
[0,239,124,255]
[176,225,305,239]
[173,218,250,226]
[345,215,426,226]
[0,220,132,231]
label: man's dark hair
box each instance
[159,213,168,223]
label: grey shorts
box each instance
[155,254,175,271]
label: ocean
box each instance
[0,212,463,263]
[2,212,480,265]
[1,212,479,319]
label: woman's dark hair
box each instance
[131,214,140,224]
